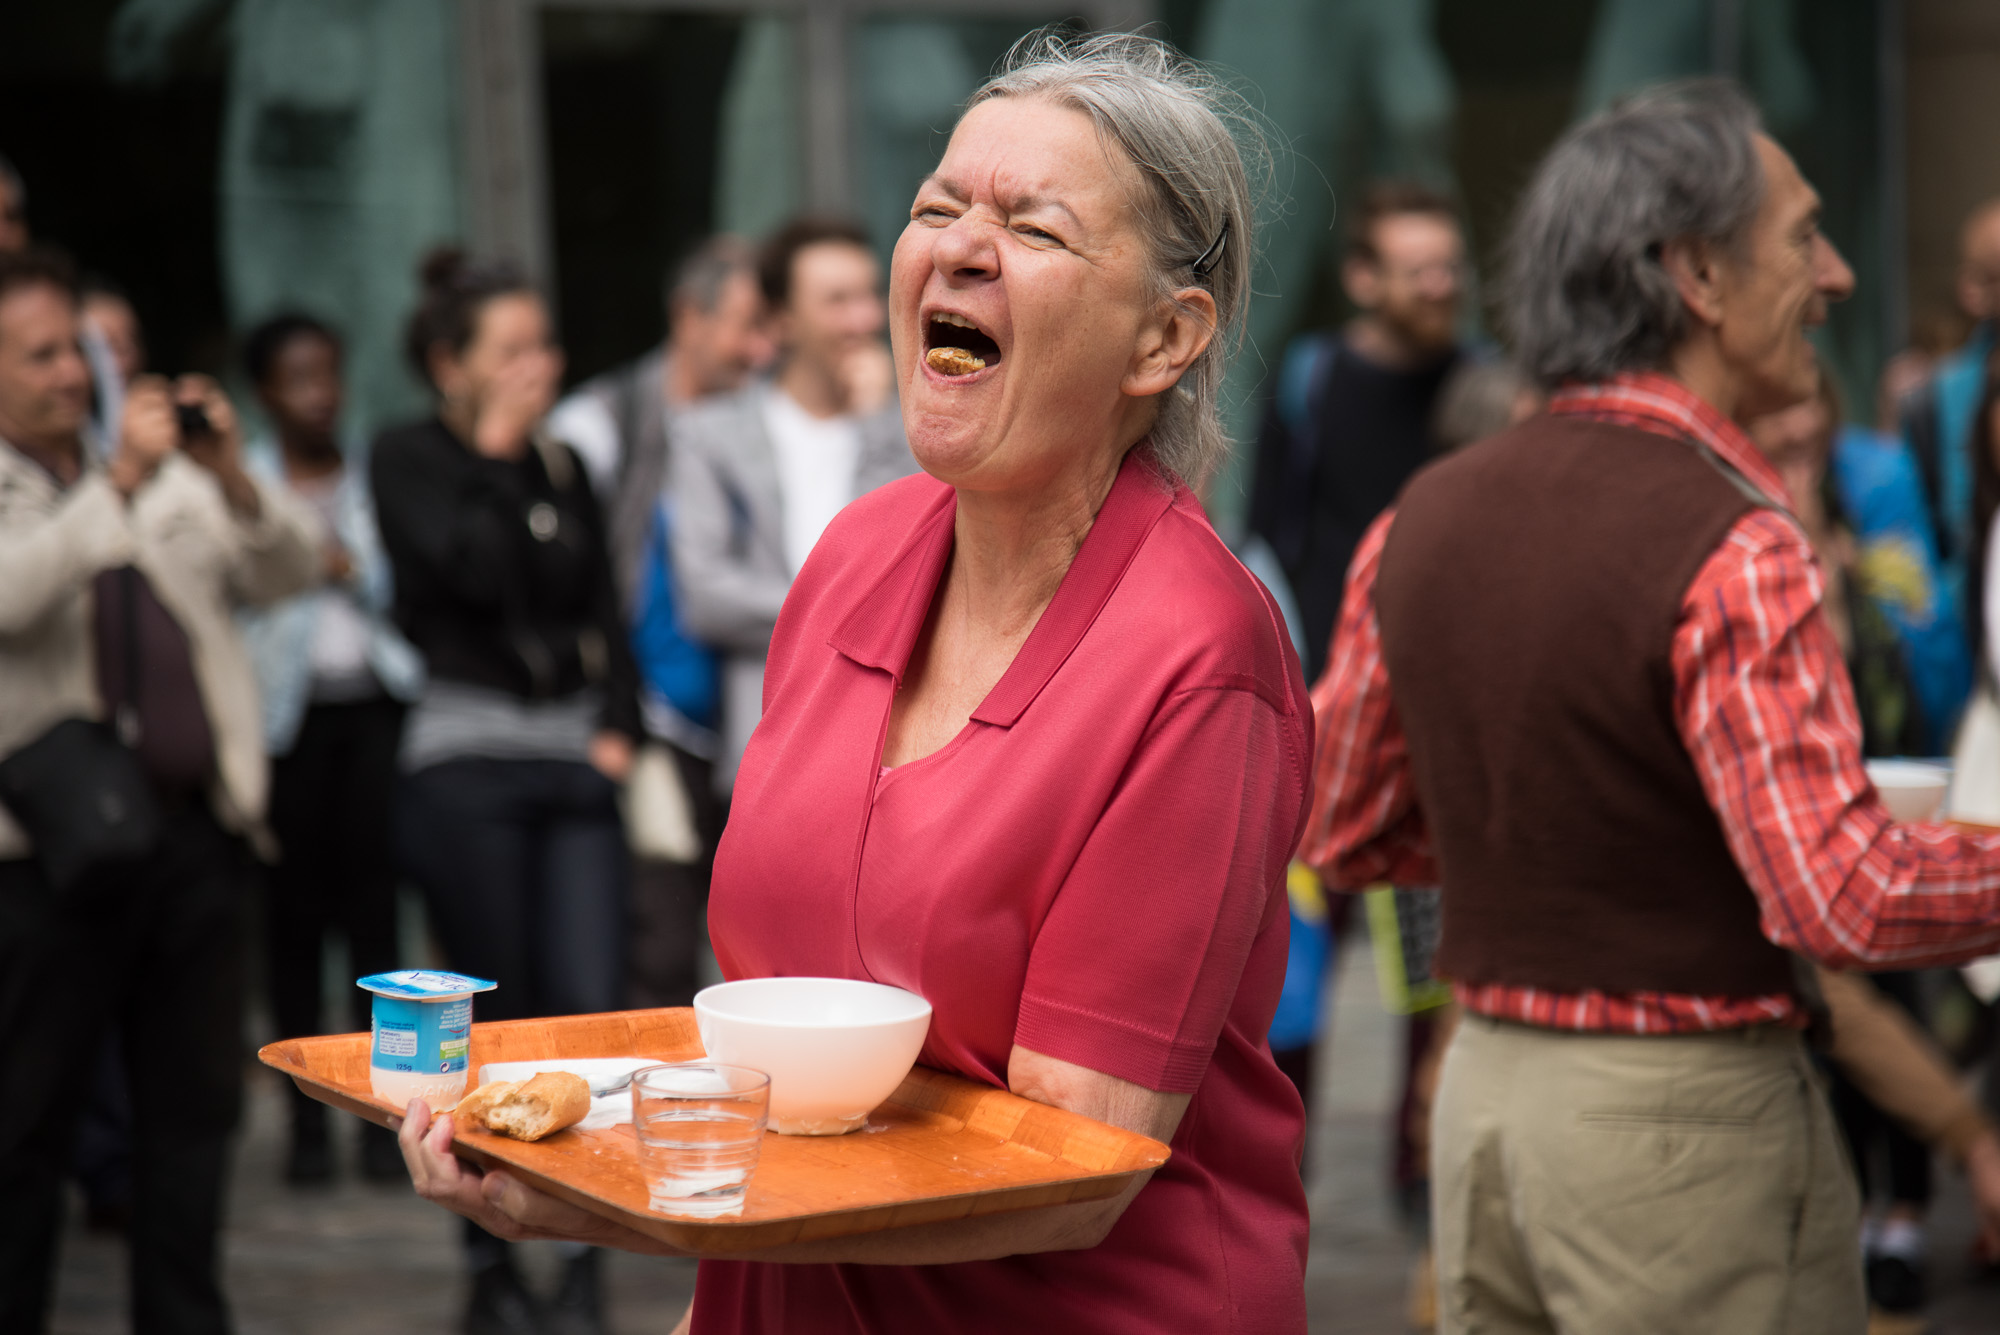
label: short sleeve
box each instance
[1015,684,1305,1093]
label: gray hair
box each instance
[1502,80,1766,388]
[968,30,1264,489]
[665,233,756,321]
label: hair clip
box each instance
[1189,217,1231,277]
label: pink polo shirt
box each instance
[696,450,1312,1334]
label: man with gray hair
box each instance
[1305,81,2000,1333]
[552,235,774,604]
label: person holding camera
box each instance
[0,247,319,1334]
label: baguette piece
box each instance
[453,1072,592,1142]
[451,1079,519,1123]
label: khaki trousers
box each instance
[1432,1014,1864,1335]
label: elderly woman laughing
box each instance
[398,31,1312,1334]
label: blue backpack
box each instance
[1830,423,1973,751]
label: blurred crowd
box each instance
[7,95,2000,1335]
[0,150,914,1335]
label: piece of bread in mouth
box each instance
[453,1072,593,1141]
[926,346,986,376]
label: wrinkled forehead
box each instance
[1751,133,1819,227]
[930,96,1141,222]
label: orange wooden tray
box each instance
[257,1007,1170,1253]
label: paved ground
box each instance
[47,940,2000,1333]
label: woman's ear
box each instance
[1659,237,1726,331]
[430,341,458,393]
[428,342,464,401]
[1123,289,1219,400]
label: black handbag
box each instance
[0,567,160,893]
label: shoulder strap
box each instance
[529,430,574,493]
[1276,332,1339,444]
[611,357,650,488]
[1687,438,1774,510]
[116,565,142,746]
[1900,387,1949,558]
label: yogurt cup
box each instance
[356,970,497,1109]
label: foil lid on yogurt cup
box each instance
[356,970,498,1001]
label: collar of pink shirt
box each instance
[1547,371,1791,511]
[825,448,1177,724]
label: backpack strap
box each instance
[1900,386,1950,562]
[1276,332,1339,447]
[611,357,649,491]
[529,430,575,494]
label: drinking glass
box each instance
[631,1062,770,1217]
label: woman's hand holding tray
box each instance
[257,1007,1171,1253]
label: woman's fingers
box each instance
[425,1105,456,1152]
[394,1105,546,1243]
[396,1098,432,1171]
[388,1100,684,1253]
[395,1104,529,1234]
[398,1101,477,1199]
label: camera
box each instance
[174,401,214,440]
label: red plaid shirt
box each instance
[1300,371,2000,1033]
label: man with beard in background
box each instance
[1249,181,1467,686]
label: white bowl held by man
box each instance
[694,978,932,1135]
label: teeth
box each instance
[934,311,979,330]
[927,347,986,376]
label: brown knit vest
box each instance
[1373,414,1796,998]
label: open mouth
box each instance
[923,311,1001,377]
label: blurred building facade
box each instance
[5,0,1997,526]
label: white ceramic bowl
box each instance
[694,978,932,1135]
[1866,759,1951,823]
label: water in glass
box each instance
[632,1063,770,1217]
[638,1109,764,1215]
